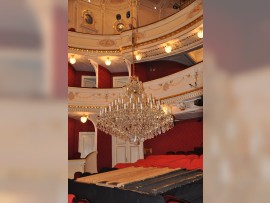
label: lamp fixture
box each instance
[97,0,174,144]
[105,57,111,66]
[197,28,203,39]
[69,55,76,64]
[165,44,172,53]
[80,115,88,123]
[135,52,142,61]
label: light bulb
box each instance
[197,29,203,38]
[135,52,142,61]
[165,44,172,53]
[69,56,76,64]
[105,57,111,66]
[80,115,88,123]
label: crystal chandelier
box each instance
[96,0,174,144]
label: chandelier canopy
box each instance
[96,0,174,144]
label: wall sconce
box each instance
[135,52,142,61]
[105,57,111,66]
[69,55,76,64]
[197,28,203,39]
[165,44,172,53]
[80,115,88,123]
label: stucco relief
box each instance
[68,92,75,100]
[81,10,98,33]
[188,2,203,19]
[146,76,189,92]
[98,39,116,47]
[126,32,144,42]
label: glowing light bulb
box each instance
[165,44,172,53]
[105,57,111,66]
[80,115,88,123]
[197,29,203,39]
[135,52,142,61]
[69,56,76,64]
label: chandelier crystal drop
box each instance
[97,76,174,144]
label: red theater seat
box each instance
[169,158,191,169]
[189,158,203,170]
[68,194,75,203]
[163,195,190,203]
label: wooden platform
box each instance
[75,167,203,196]
[76,167,177,187]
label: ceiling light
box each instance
[105,57,111,66]
[197,28,203,39]
[80,115,88,123]
[69,55,76,64]
[154,7,157,10]
[135,52,142,61]
[165,44,172,53]
[88,0,91,2]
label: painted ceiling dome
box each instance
[68,0,195,35]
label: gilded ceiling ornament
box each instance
[68,92,75,100]
[98,39,116,47]
[162,82,170,91]
[188,2,203,19]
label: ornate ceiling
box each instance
[68,0,196,34]
[68,0,204,121]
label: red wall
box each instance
[68,118,202,169]
[97,130,112,171]
[144,119,203,155]
[111,72,129,87]
[68,63,95,87]
[135,60,187,82]
[68,63,76,87]
[69,60,186,87]
[68,117,95,159]
[74,71,96,87]
[98,65,112,88]
[68,117,112,171]
[111,72,129,77]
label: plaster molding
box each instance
[68,63,203,107]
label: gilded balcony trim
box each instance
[68,87,203,112]
[160,87,203,101]
[68,15,203,53]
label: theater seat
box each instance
[68,194,75,203]
[74,171,83,180]
[189,158,203,170]
[163,195,190,203]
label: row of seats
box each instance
[114,154,203,170]
[68,194,90,203]
[68,194,189,203]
